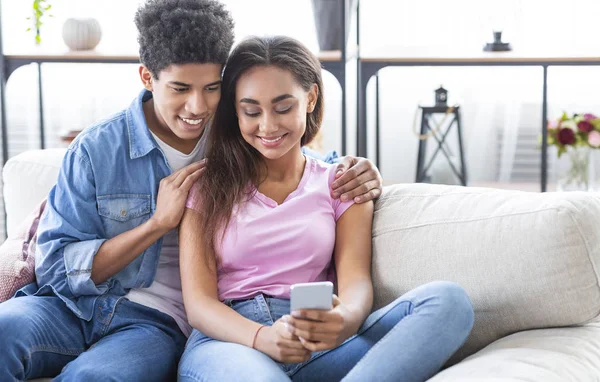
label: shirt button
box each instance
[120,209,127,217]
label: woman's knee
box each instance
[178,342,289,382]
[407,281,474,334]
[425,281,474,331]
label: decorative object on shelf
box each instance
[311,0,354,51]
[435,85,448,107]
[26,0,53,44]
[414,87,467,186]
[548,112,600,191]
[62,18,102,51]
[483,31,512,52]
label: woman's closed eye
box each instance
[274,105,292,114]
[244,109,261,117]
[241,101,295,117]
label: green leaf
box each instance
[45,5,51,10]
[26,27,31,32]
[35,34,41,44]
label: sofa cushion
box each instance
[0,199,45,302]
[3,148,64,237]
[371,183,600,363]
[428,318,600,381]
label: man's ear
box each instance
[139,65,154,91]
[307,84,319,113]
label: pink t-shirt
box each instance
[186,156,354,301]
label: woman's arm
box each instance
[286,200,374,350]
[179,208,260,347]
[333,200,375,334]
[179,207,311,363]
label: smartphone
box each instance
[290,281,334,312]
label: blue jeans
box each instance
[0,294,186,381]
[178,281,474,382]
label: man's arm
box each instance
[35,149,203,296]
[90,160,204,283]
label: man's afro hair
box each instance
[135,0,235,77]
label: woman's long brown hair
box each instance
[195,36,325,270]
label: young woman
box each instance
[177,36,474,382]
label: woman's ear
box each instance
[307,84,319,113]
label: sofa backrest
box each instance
[2,149,65,237]
[6,150,600,365]
[372,183,600,363]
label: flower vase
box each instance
[556,146,593,192]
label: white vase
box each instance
[62,18,102,51]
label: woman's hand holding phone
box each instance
[254,318,312,364]
[284,295,355,352]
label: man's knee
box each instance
[59,364,121,382]
[0,296,82,375]
[0,298,35,347]
[0,299,37,379]
[60,355,178,382]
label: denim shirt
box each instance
[17,89,339,322]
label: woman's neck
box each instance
[262,145,305,183]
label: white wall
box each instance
[2,0,600,185]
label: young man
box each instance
[0,0,383,380]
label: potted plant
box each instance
[26,0,52,44]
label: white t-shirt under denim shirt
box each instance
[125,127,209,337]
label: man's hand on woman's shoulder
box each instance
[331,156,383,203]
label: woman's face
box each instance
[235,65,317,161]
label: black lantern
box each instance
[483,31,512,52]
[435,86,448,107]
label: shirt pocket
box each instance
[97,194,152,238]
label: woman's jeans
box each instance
[0,294,187,381]
[179,281,474,382]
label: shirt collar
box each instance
[126,89,160,160]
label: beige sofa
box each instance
[3,149,600,381]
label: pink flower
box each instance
[578,120,594,132]
[584,113,598,120]
[557,127,576,145]
[548,120,559,130]
[589,131,600,148]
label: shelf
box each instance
[360,46,600,64]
